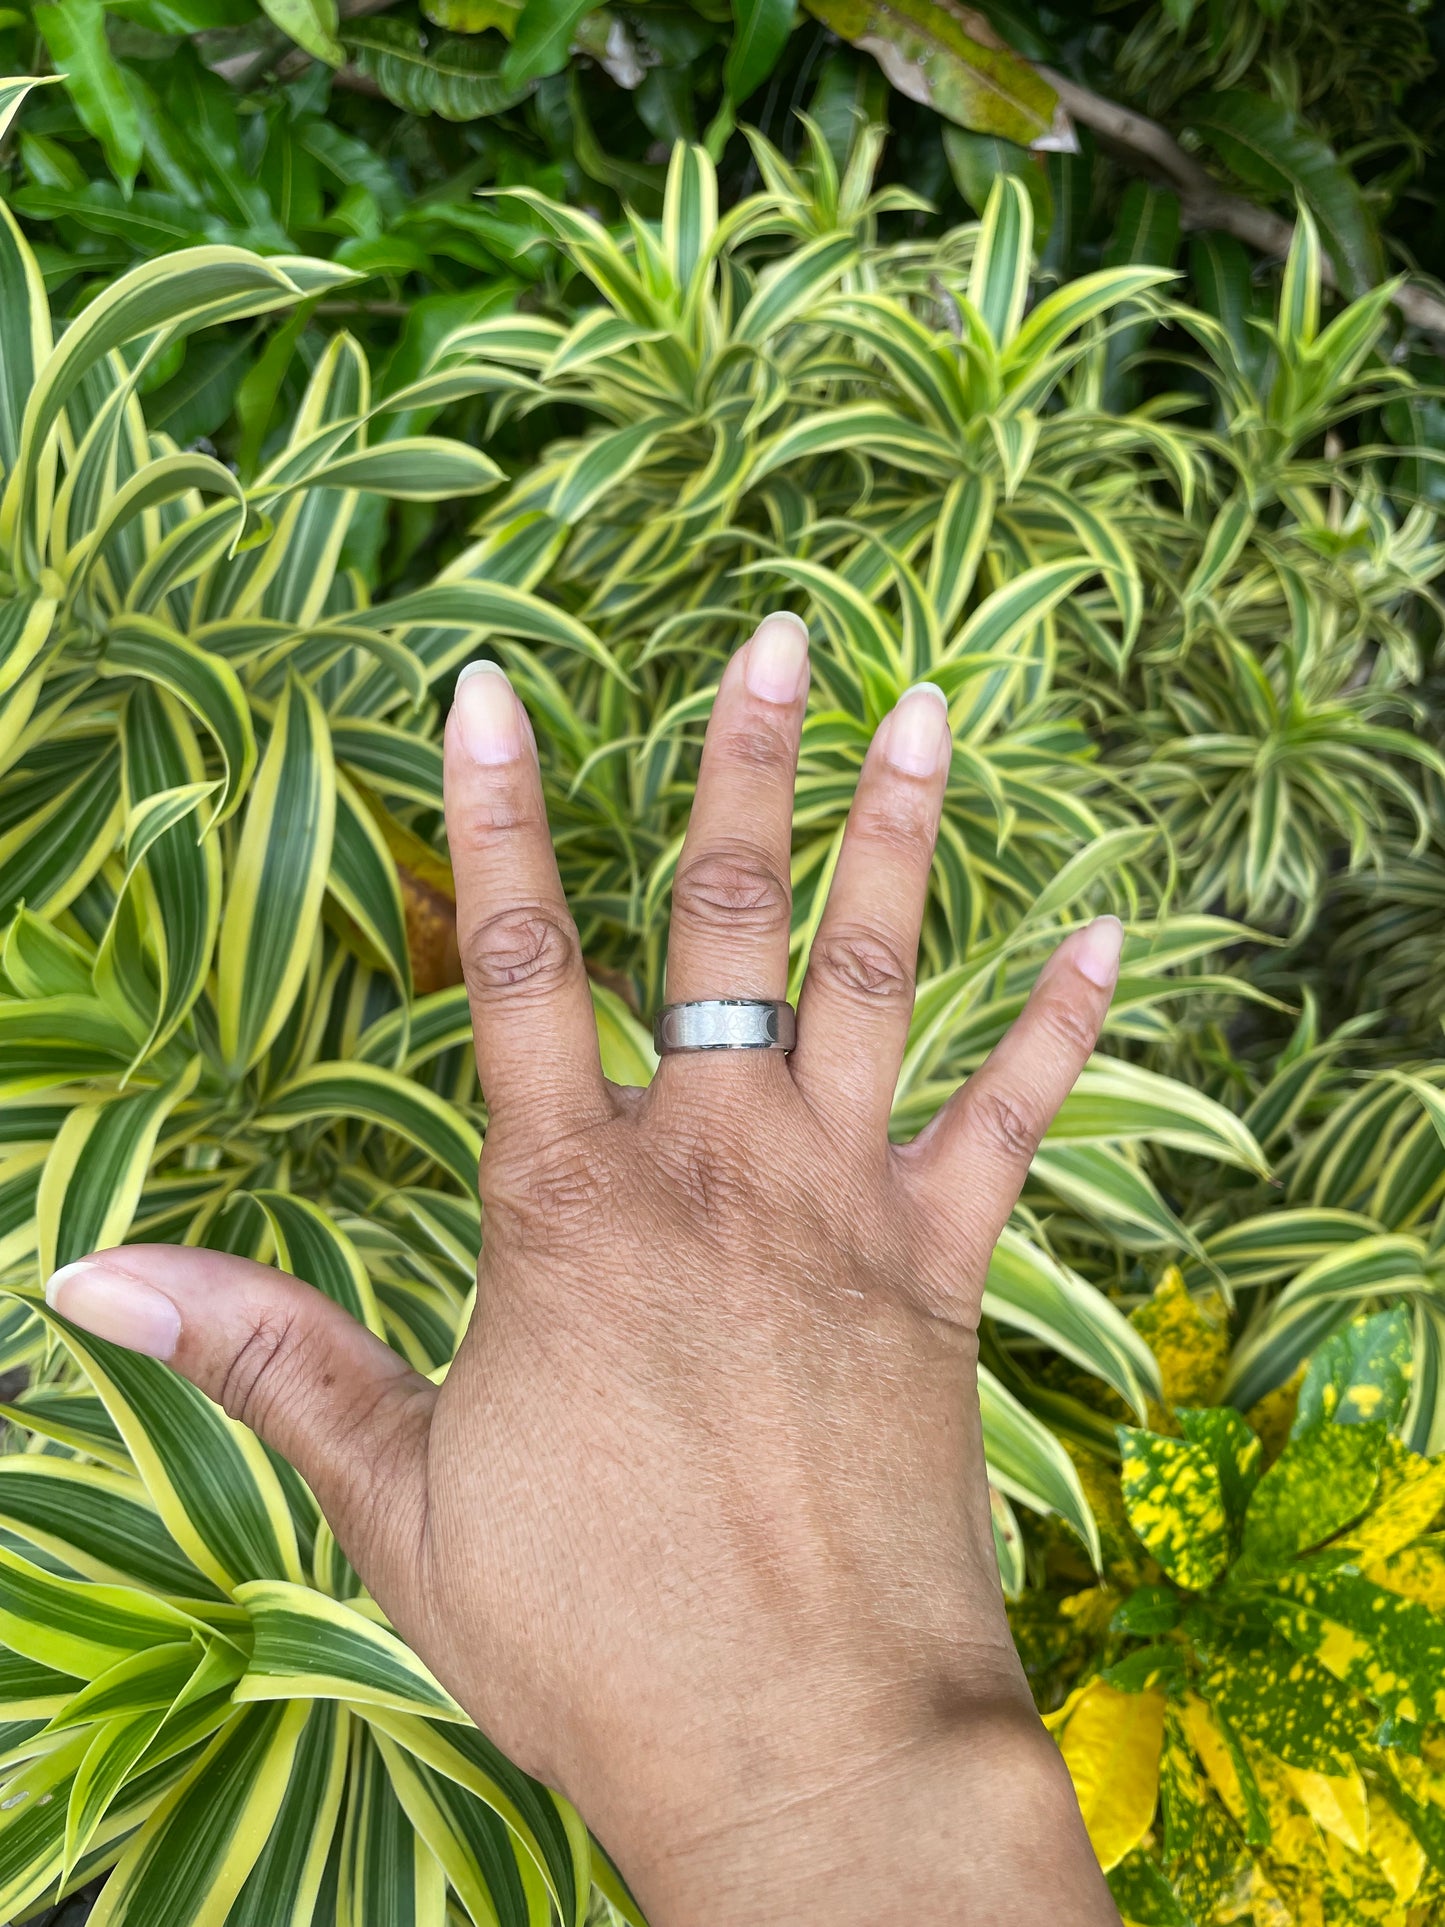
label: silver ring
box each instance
[654,999,796,1054]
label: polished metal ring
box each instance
[653,998,796,1055]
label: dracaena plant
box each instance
[0,85,643,1921]
[1018,1300,1445,1925]
[401,144,1184,969]
[1115,211,1445,924]
[1176,1059,1445,1455]
[416,144,1443,961]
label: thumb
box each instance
[45,1244,436,1592]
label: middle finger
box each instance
[663,612,810,1003]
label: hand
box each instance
[48,613,1122,1925]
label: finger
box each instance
[904,917,1124,1254]
[446,661,608,1127]
[790,684,951,1134]
[45,1244,435,1593]
[663,612,809,1003]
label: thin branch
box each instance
[1038,64,1445,344]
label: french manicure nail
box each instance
[45,1260,181,1360]
[884,683,951,776]
[1073,915,1124,988]
[744,612,810,704]
[454,660,526,765]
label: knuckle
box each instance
[218,1304,306,1433]
[715,715,796,775]
[461,904,580,999]
[851,791,938,861]
[659,1127,759,1221]
[453,786,540,852]
[811,924,914,1006]
[973,1084,1043,1166]
[1036,992,1100,1062]
[672,846,791,937]
[480,1122,615,1252]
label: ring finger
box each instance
[662,612,810,1004]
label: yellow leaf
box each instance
[1041,1681,1090,1736]
[1059,1585,1116,1638]
[1179,1693,1245,1821]
[1367,1786,1426,1902]
[1129,1266,1228,1408]
[1057,1681,1165,1871]
[1284,1764,1369,1855]
[1237,1863,1295,1927]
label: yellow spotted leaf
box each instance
[1339,1442,1445,1564]
[1118,1428,1229,1589]
[1056,1681,1165,1871]
[1261,1566,1445,1727]
[1179,1693,1244,1820]
[1284,1764,1369,1854]
[1129,1267,1228,1408]
[1364,1542,1445,1608]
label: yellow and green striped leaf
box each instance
[250,1192,386,1336]
[0,1542,202,1678]
[339,1731,448,1927]
[256,1063,481,1194]
[36,1061,199,1277]
[227,1702,350,1927]
[361,1713,589,1927]
[375,1729,553,1927]
[233,1583,465,1722]
[978,1364,1100,1565]
[217,673,336,1075]
[0,1457,223,1599]
[87,1698,309,1927]
[40,1303,304,1595]
[103,616,255,825]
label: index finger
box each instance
[444,661,609,1130]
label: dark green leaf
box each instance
[1184,89,1383,296]
[1293,1306,1413,1437]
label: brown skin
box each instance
[50,614,1122,1926]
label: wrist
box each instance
[594,1690,1117,1927]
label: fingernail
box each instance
[1073,916,1124,988]
[45,1260,181,1360]
[884,683,951,776]
[744,613,810,704]
[454,661,526,765]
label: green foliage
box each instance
[0,22,1442,1910]
[4,0,1440,461]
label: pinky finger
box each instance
[902,917,1123,1266]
